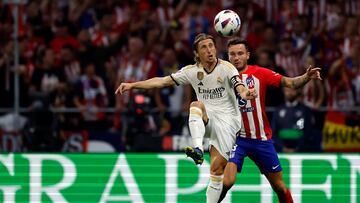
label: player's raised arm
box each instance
[115,76,175,94]
[281,65,322,89]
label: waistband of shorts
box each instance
[236,133,272,143]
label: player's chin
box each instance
[235,65,243,70]
[208,55,215,60]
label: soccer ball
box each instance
[214,10,241,37]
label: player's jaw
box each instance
[230,58,246,71]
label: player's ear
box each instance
[247,52,250,60]
[194,51,198,57]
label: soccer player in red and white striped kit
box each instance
[217,38,322,203]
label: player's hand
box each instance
[115,83,132,94]
[243,88,257,100]
[306,65,322,80]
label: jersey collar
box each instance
[202,58,219,74]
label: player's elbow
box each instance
[159,76,175,87]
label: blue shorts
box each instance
[229,137,282,174]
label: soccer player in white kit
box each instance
[115,33,257,203]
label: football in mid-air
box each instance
[214,10,241,37]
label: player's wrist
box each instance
[235,83,245,89]
[127,83,134,90]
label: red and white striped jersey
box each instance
[253,0,278,22]
[156,5,174,28]
[275,52,303,77]
[237,65,283,140]
[324,77,355,108]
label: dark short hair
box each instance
[227,37,249,52]
[192,33,216,52]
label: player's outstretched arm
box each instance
[281,65,322,89]
[115,76,175,95]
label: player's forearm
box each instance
[235,84,248,98]
[282,74,310,89]
[132,77,172,90]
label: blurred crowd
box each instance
[0,0,359,152]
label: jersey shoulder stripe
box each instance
[219,59,236,69]
[182,64,198,71]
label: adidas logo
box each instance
[198,82,204,86]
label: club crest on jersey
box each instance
[217,77,223,84]
[246,76,255,89]
[197,72,204,80]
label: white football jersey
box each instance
[171,59,241,117]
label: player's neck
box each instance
[201,58,218,72]
[238,65,248,73]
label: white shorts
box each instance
[205,111,241,160]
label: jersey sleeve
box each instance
[227,63,240,78]
[223,61,243,88]
[260,67,283,87]
[170,65,191,86]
